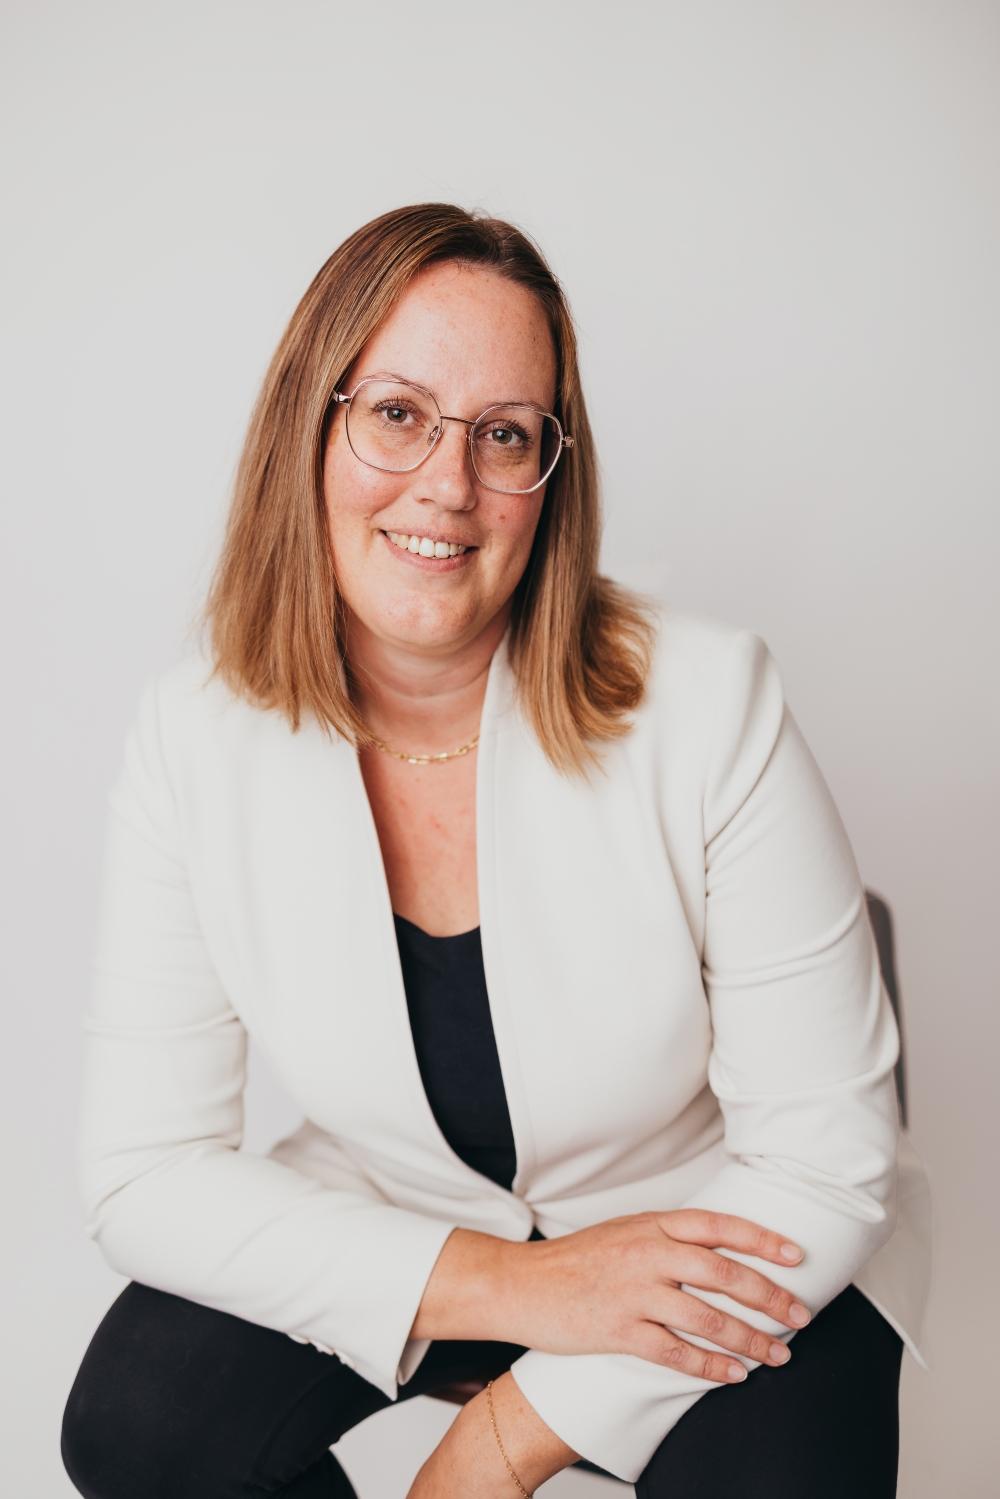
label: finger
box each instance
[651,1286,794,1368]
[629,1321,755,1385]
[673,1242,813,1332]
[658,1208,804,1266]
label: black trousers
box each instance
[61,1237,903,1498]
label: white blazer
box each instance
[77,598,933,1484]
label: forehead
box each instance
[345,261,558,410]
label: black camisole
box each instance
[392,911,517,1192]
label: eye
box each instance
[479,419,532,448]
[372,398,417,425]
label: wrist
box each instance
[409,1229,539,1344]
[471,1370,579,1492]
[485,1234,541,1348]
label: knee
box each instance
[60,1343,154,1499]
[60,1360,121,1499]
[60,1282,241,1499]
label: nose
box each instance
[410,416,479,509]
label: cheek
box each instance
[494,505,543,562]
[324,447,399,529]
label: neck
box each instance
[344,608,509,753]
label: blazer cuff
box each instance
[508,1159,897,1483]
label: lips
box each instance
[377,529,478,571]
[379,529,478,549]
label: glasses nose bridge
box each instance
[425,409,478,468]
[436,410,477,436]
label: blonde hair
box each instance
[195,202,661,781]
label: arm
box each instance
[506,629,903,1484]
[407,1227,534,1344]
[407,1371,581,1498]
[78,669,481,1402]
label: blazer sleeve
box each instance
[507,629,902,1483]
[76,670,460,1401]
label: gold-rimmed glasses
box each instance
[328,373,574,496]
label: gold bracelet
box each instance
[485,1378,533,1497]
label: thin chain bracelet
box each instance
[485,1379,533,1497]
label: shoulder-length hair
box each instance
[195,201,661,781]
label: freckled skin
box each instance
[323,260,559,938]
[322,260,558,716]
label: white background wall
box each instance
[3,1,996,1493]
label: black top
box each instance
[392,911,517,1192]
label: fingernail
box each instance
[780,1243,802,1261]
[728,1363,748,1381]
[789,1303,811,1326]
[770,1342,791,1363]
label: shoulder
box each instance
[613,595,788,817]
[121,637,281,793]
[640,599,796,848]
[638,595,783,726]
[131,640,237,738]
[109,640,309,849]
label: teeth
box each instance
[386,531,468,558]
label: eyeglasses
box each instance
[328,373,574,495]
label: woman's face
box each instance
[322,260,558,656]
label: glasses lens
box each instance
[344,381,564,492]
[472,406,563,493]
[346,380,439,471]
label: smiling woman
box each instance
[319,257,572,744]
[62,202,930,1499]
[191,201,642,786]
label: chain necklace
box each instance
[360,728,480,765]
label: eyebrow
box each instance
[360,368,550,411]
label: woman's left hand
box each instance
[405,1370,579,1497]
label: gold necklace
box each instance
[361,729,480,765]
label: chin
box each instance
[359,599,474,647]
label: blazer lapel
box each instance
[224,619,708,1220]
[253,622,523,1206]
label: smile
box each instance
[378,529,478,572]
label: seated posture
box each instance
[61,202,931,1498]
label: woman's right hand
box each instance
[508,1210,811,1382]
